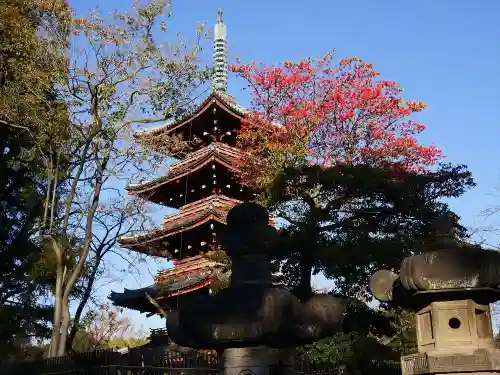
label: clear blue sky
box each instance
[69,0,500,331]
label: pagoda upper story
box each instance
[117,9,254,261]
[134,90,246,154]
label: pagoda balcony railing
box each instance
[180,141,242,161]
[150,327,168,337]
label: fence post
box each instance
[108,365,118,375]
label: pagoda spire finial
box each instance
[212,8,228,92]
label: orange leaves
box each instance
[73,18,100,30]
[231,51,443,187]
[406,100,428,112]
[339,56,362,67]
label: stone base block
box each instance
[222,347,295,375]
[401,349,500,375]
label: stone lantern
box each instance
[369,218,500,375]
[167,202,347,375]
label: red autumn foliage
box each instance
[230,52,443,188]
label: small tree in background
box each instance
[72,303,147,352]
[65,195,152,352]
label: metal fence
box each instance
[2,346,398,375]
[2,347,219,375]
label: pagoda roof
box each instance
[108,275,217,313]
[109,255,224,313]
[134,91,247,140]
[126,143,244,206]
[118,194,240,258]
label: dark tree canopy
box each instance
[0,0,70,360]
[0,126,53,359]
[266,163,475,300]
[270,163,474,371]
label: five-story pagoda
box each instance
[109,9,253,334]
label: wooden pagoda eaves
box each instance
[109,255,222,313]
[154,255,222,285]
[126,142,250,207]
[133,91,247,145]
[118,194,240,258]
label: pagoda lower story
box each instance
[109,255,224,314]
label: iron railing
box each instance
[3,346,399,375]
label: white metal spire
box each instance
[212,8,228,92]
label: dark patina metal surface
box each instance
[167,202,346,349]
[369,218,500,308]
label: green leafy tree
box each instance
[297,306,416,373]
[0,0,70,360]
[263,163,472,371]
[0,126,50,359]
[298,332,401,375]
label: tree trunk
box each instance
[55,176,104,355]
[295,197,319,302]
[296,254,313,301]
[57,297,70,356]
[66,257,101,350]
[49,268,64,357]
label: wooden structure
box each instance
[108,9,251,335]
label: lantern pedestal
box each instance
[368,223,500,375]
[402,299,500,375]
[222,347,269,375]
